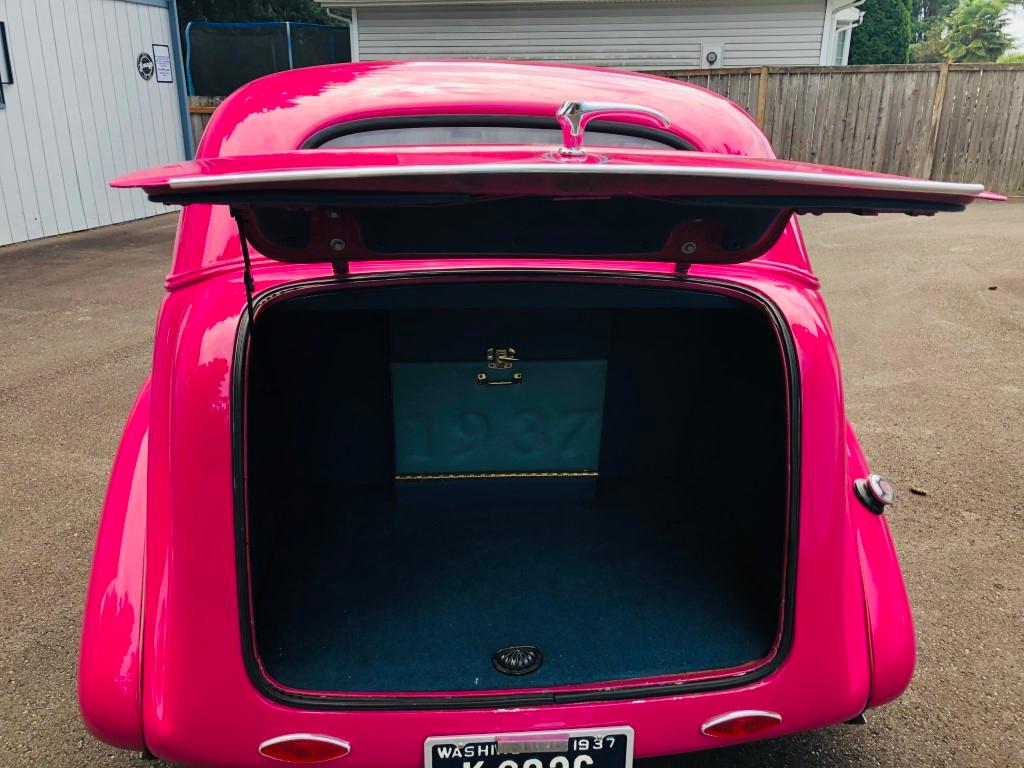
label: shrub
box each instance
[850,0,914,64]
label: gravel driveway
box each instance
[0,204,1021,767]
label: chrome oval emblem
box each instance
[492,645,543,676]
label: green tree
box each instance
[942,0,1013,61]
[849,0,913,64]
[911,22,948,61]
[176,0,338,27]
[911,0,958,42]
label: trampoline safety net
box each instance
[186,22,351,97]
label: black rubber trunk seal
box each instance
[230,270,801,711]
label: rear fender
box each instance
[78,378,151,750]
[846,421,916,708]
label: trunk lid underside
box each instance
[114,146,992,267]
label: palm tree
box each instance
[941,0,1013,61]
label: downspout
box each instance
[324,7,349,24]
[324,7,355,62]
[167,0,195,158]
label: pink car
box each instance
[79,61,992,767]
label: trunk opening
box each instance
[243,278,790,697]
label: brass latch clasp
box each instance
[480,347,522,385]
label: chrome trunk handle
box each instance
[555,100,671,156]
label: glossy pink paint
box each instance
[77,61,945,766]
[847,423,916,708]
[79,378,150,751]
[134,264,878,768]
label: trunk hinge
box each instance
[231,208,257,327]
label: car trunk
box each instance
[115,132,990,700]
[243,279,790,696]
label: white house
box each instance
[0,0,190,247]
[317,0,865,71]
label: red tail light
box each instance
[701,710,782,739]
[259,734,351,763]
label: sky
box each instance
[1009,6,1024,52]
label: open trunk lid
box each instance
[113,146,995,265]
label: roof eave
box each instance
[317,0,690,7]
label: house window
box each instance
[832,26,851,65]
[828,4,864,66]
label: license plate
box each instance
[425,727,633,768]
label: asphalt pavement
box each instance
[0,205,1021,767]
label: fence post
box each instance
[756,66,769,127]
[925,63,950,179]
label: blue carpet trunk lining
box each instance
[254,485,776,693]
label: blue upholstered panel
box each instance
[391,360,607,475]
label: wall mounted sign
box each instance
[137,51,154,81]
[153,44,173,83]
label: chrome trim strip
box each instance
[167,162,985,196]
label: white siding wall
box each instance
[0,0,184,247]
[356,1,825,70]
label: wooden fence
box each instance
[189,63,1024,195]
[188,96,219,149]
[654,64,1024,196]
